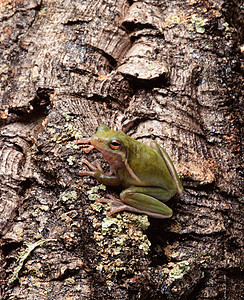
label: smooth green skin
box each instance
[79,125,183,219]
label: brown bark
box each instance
[0,0,243,299]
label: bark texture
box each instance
[0,0,243,299]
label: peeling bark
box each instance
[0,0,243,299]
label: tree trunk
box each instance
[0,0,242,299]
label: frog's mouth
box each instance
[79,136,105,154]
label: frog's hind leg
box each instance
[97,188,173,219]
[120,188,173,219]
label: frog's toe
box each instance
[97,195,129,216]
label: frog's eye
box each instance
[109,139,121,150]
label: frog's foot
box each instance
[75,138,94,153]
[80,160,120,185]
[80,158,114,176]
[79,158,103,177]
[97,195,127,216]
[97,195,148,217]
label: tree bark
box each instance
[0,0,243,299]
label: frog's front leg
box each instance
[98,186,173,219]
[80,158,120,186]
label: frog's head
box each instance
[90,125,128,167]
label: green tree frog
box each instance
[78,125,183,219]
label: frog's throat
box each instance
[124,158,142,183]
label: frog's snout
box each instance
[91,136,101,145]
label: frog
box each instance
[77,125,183,219]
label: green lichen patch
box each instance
[88,184,107,194]
[59,191,78,204]
[92,212,151,278]
[67,155,76,166]
[62,112,74,122]
[47,115,83,145]
[168,260,190,279]
[223,22,230,32]
[86,184,106,202]
[188,14,208,33]
[8,239,56,284]
[101,213,150,237]
[83,186,152,278]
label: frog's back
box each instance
[124,137,177,191]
